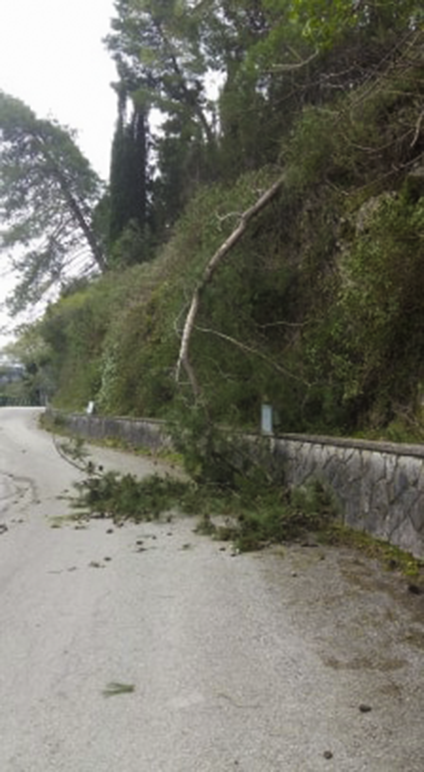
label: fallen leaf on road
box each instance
[102,682,135,697]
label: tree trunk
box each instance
[35,132,107,272]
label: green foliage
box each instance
[58,428,423,571]
[13,28,424,438]
[37,276,126,409]
[72,456,336,551]
[234,479,337,551]
[260,0,423,52]
[330,194,424,424]
[8,324,57,404]
[0,92,105,311]
[0,360,36,407]
[94,166,296,423]
[106,0,217,233]
[109,219,151,267]
[73,467,190,522]
[108,95,148,258]
[96,280,179,417]
[166,408,337,549]
[66,416,337,551]
[273,44,424,430]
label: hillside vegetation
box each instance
[13,20,424,440]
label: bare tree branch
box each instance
[175,174,286,395]
[257,320,307,329]
[195,326,309,385]
[410,107,424,148]
[270,51,319,73]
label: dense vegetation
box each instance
[6,3,424,440]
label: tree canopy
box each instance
[104,0,424,237]
[3,2,423,306]
[0,92,106,313]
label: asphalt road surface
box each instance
[0,407,423,771]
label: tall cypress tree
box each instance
[108,85,148,262]
[109,86,128,246]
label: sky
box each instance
[0,0,118,347]
[0,0,117,178]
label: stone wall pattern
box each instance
[273,435,424,558]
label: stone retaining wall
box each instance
[273,434,424,559]
[52,411,171,452]
[50,410,424,559]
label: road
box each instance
[0,407,423,771]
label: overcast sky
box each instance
[0,0,117,177]
[0,0,118,346]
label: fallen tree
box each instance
[175,173,286,397]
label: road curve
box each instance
[0,407,423,771]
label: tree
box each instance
[105,0,219,230]
[285,0,423,48]
[106,0,215,142]
[0,92,106,313]
[108,82,149,260]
